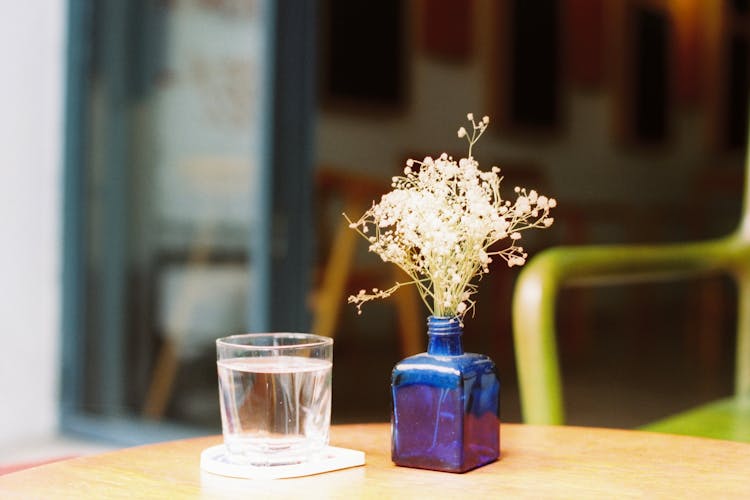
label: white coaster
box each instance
[200,445,366,480]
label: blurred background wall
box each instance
[319,0,744,224]
[0,1,65,446]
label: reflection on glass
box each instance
[83,0,269,431]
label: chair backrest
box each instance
[511,128,750,425]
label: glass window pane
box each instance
[79,0,271,431]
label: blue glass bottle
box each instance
[391,316,500,472]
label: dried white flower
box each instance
[345,114,556,320]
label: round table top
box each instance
[1,423,749,498]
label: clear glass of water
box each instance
[216,333,333,466]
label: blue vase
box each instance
[391,316,500,472]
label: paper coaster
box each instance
[200,445,366,479]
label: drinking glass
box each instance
[216,333,333,466]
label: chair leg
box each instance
[142,225,214,419]
[142,338,179,419]
[392,269,424,356]
[311,203,360,339]
[736,269,750,397]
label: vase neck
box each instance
[426,316,464,356]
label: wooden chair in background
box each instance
[311,167,423,357]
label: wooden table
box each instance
[1,423,749,498]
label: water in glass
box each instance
[218,355,332,465]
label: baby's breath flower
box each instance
[344,114,556,321]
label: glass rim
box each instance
[216,332,333,350]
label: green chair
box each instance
[511,166,750,442]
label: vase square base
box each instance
[390,317,501,473]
